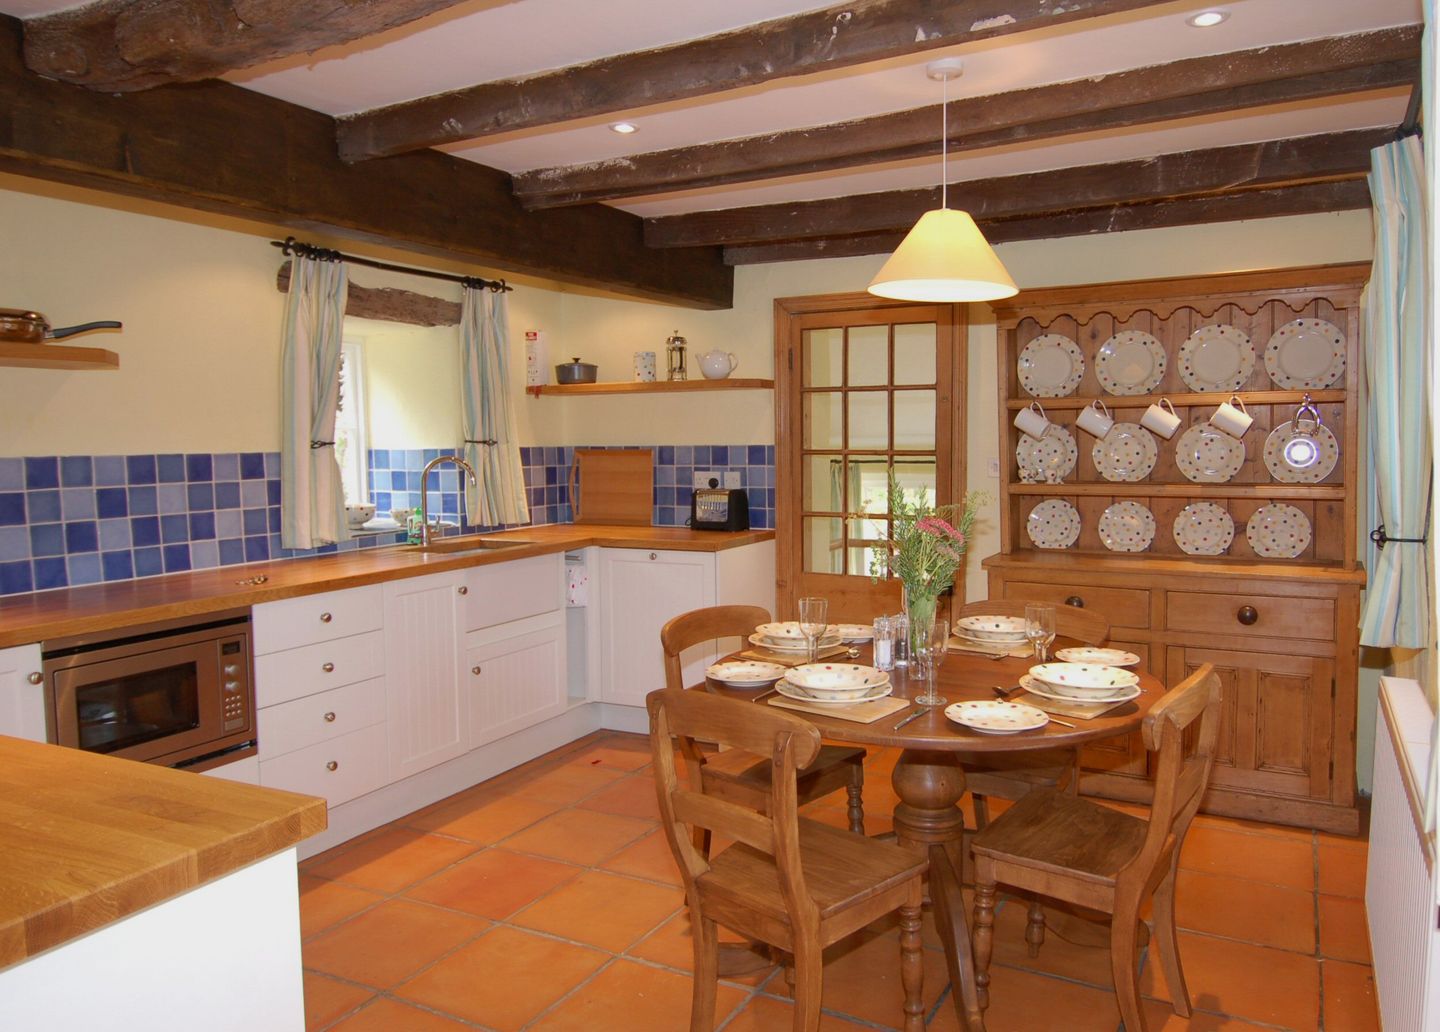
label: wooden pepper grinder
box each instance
[665,330,688,381]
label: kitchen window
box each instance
[335,340,368,506]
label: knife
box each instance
[893,707,928,730]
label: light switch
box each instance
[986,457,1000,478]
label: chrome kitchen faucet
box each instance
[419,455,478,547]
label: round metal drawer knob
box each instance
[26,672,42,685]
[472,666,482,675]
[458,585,469,595]
[322,662,335,673]
[320,612,333,623]
[323,711,337,723]
[1065,596,1085,608]
[649,552,658,560]
[326,760,339,772]
[1237,605,1259,626]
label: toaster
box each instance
[691,487,750,531]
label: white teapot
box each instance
[697,348,738,380]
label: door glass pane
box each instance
[892,458,938,503]
[847,392,888,449]
[894,323,936,385]
[894,390,936,450]
[803,516,844,574]
[804,328,843,387]
[803,392,843,449]
[847,325,889,386]
[849,458,892,514]
[803,454,845,512]
[846,516,888,577]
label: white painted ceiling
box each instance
[4,0,1423,219]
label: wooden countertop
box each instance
[0,525,775,648]
[0,735,326,970]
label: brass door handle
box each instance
[1237,605,1259,626]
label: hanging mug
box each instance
[1141,397,1182,439]
[1013,401,1052,440]
[1210,394,1253,438]
[1075,399,1114,439]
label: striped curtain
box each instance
[280,255,350,550]
[460,286,529,527]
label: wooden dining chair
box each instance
[969,664,1222,1031]
[647,687,928,1032]
[661,605,866,834]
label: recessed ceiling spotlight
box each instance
[1186,9,1229,27]
[610,121,639,134]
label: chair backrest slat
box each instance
[673,789,777,853]
[661,605,772,691]
[956,599,1109,646]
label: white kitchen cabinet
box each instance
[384,570,469,780]
[0,642,46,742]
[465,620,567,749]
[597,541,775,708]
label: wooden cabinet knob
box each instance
[1065,596,1084,608]
[26,672,42,685]
[320,612,332,623]
[1237,605,1259,626]
[325,760,339,771]
[458,585,468,595]
[322,662,335,673]
[323,711,336,723]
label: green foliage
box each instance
[869,474,987,600]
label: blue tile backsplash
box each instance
[0,444,775,596]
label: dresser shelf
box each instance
[1009,483,1348,500]
[0,342,119,370]
[1006,388,1345,411]
[528,378,773,396]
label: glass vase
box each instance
[905,590,945,705]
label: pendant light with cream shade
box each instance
[867,59,1018,303]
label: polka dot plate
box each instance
[1172,501,1235,556]
[1264,319,1346,389]
[1026,499,1082,549]
[1018,334,1084,397]
[1246,503,1312,558]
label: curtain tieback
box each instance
[310,440,335,449]
[465,438,498,446]
[1370,524,1428,550]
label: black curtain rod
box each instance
[1396,82,1424,141]
[271,236,512,292]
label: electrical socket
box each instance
[723,471,740,489]
[692,470,742,489]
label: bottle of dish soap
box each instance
[406,508,423,545]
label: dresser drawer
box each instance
[254,630,385,708]
[252,585,383,655]
[1000,582,1150,629]
[259,676,385,759]
[1165,590,1335,643]
[259,723,387,807]
[465,554,562,631]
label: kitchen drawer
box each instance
[1000,582,1150,629]
[464,554,562,631]
[254,630,385,708]
[259,722,387,807]
[259,676,385,759]
[252,585,383,655]
[1165,590,1335,643]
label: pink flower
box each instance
[917,516,965,548]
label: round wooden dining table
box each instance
[706,644,1164,1032]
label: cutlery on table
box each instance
[893,707,928,730]
[992,685,1022,699]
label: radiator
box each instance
[1366,677,1439,1031]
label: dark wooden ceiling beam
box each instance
[335,0,1176,162]
[644,127,1392,249]
[721,180,1373,264]
[23,0,472,92]
[0,15,732,310]
[514,27,1419,209]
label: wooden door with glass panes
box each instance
[775,294,964,622]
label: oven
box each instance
[40,609,257,772]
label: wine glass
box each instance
[797,597,829,663]
[1024,603,1056,663]
[913,617,949,707]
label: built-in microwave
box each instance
[41,609,257,771]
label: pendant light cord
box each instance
[941,72,949,211]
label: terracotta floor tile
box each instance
[577,773,664,820]
[1318,893,1372,963]
[565,735,654,771]
[303,827,479,893]
[1318,842,1368,898]
[1193,811,1316,843]
[512,869,684,952]
[1141,931,1321,1031]
[600,827,683,886]
[514,762,629,804]
[929,965,1120,1032]
[397,925,609,1030]
[722,994,875,1030]
[404,847,581,920]
[407,793,563,842]
[326,997,473,1032]
[298,875,384,940]
[1316,827,1370,851]
[302,971,373,1031]
[1322,959,1381,1032]
[627,907,770,981]
[529,957,747,1032]
[1174,869,1316,953]
[1138,999,1276,1030]
[303,898,487,989]
[769,926,950,1028]
[503,806,655,864]
[1179,823,1315,891]
[987,898,1115,989]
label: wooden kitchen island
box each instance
[0,735,326,1031]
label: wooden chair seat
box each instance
[971,789,1148,890]
[963,749,1073,796]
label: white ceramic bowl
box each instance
[346,502,376,527]
[786,663,885,692]
[1029,662,1140,698]
[756,621,838,642]
[956,615,1029,640]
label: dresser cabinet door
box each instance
[1167,646,1335,802]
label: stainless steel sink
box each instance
[422,537,530,554]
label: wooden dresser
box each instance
[983,264,1367,833]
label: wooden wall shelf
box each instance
[528,378,773,396]
[0,342,120,370]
